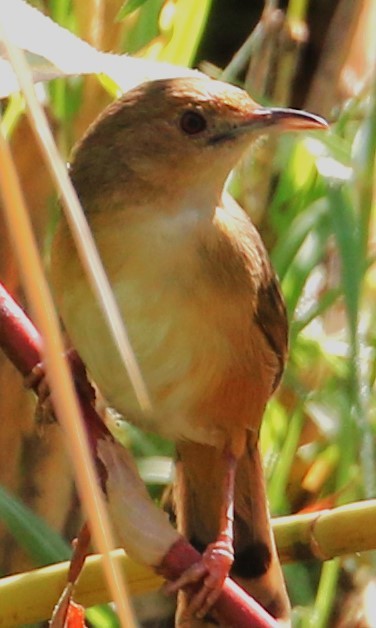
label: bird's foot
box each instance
[24,350,95,425]
[165,537,233,619]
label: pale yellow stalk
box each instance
[0,550,162,628]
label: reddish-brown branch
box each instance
[68,524,92,585]
[0,281,278,628]
[0,284,43,375]
[49,524,91,628]
[159,538,278,628]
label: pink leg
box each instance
[165,449,237,619]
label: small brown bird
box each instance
[50,77,327,625]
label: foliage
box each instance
[0,1,375,627]
[261,77,376,628]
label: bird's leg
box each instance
[166,448,237,619]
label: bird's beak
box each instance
[209,107,328,145]
[244,107,329,132]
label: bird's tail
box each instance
[232,435,290,624]
[174,437,290,626]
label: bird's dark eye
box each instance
[180,110,207,135]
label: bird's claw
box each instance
[165,539,233,619]
[24,351,95,426]
[25,362,55,424]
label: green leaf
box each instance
[158,0,213,66]
[268,406,305,514]
[0,485,70,566]
[117,0,151,21]
[120,0,164,55]
[0,486,119,626]
[327,184,361,340]
[86,604,120,627]
[271,198,328,280]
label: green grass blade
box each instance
[158,0,212,66]
[0,486,118,626]
[0,485,70,566]
[122,0,163,54]
[327,184,361,341]
[117,0,151,20]
[306,558,341,628]
[268,407,305,514]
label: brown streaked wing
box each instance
[254,266,288,392]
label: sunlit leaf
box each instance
[117,0,151,21]
[157,0,212,66]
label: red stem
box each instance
[0,284,42,375]
[0,281,278,628]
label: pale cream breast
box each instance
[50,198,278,445]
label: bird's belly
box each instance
[59,271,264,446]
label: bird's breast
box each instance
[51,201,279,446]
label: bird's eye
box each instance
[180,110,207,135]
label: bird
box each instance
[49,76,327,626]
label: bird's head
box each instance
[70,77,327,213]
